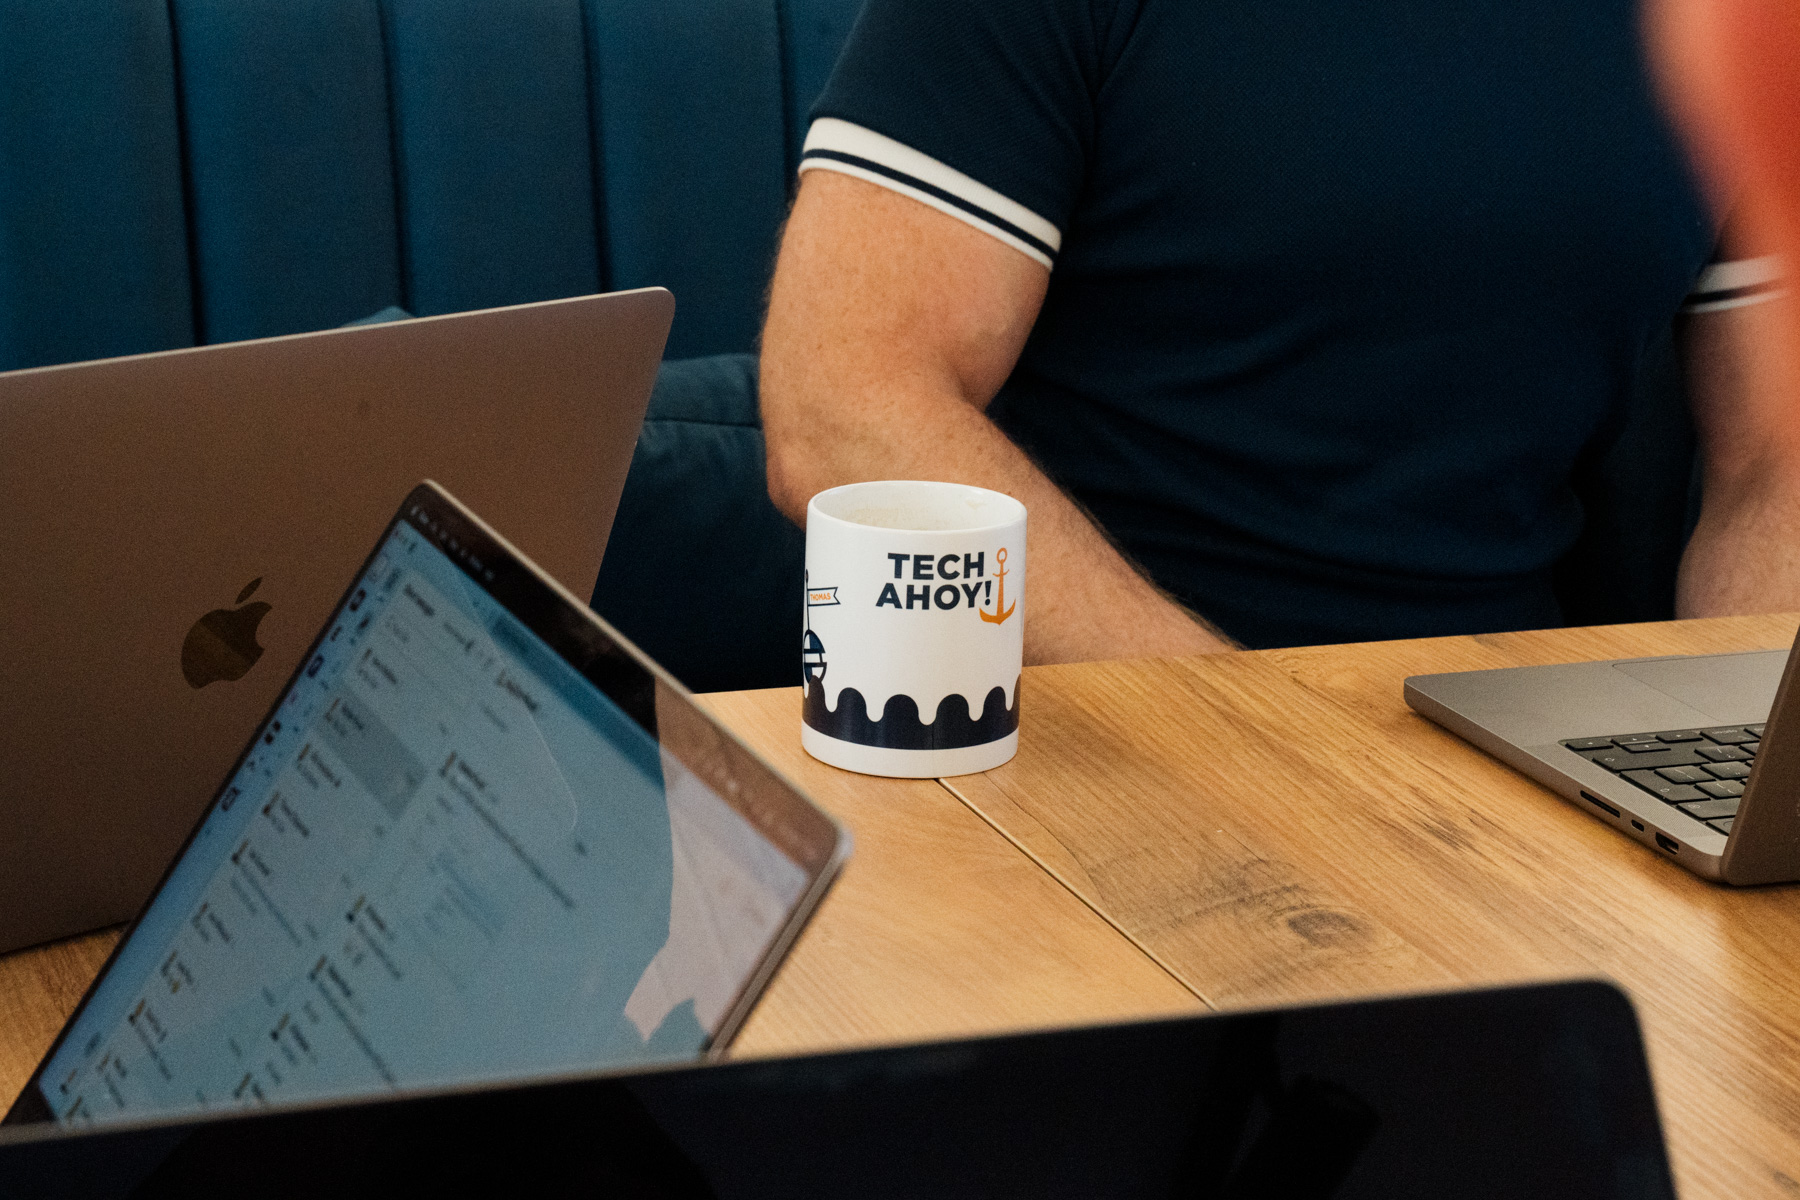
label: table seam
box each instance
[934,776,1220,1012]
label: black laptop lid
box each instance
[0,980,1672,1199]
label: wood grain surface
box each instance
[7,616,1797,1200]
[701,688,1199,1058]
[0,929,117,1117]
[0,684,1197,1115]
[946,613,1800,1200]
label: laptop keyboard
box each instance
[1562,725,1763,836]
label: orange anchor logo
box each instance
[978,547,1016,625]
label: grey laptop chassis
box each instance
[0,290,672,951]
[1406,626,1800,884]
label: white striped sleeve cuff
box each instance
[1682,255,1784,313]
[799,118,1062,269]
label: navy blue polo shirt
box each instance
[800,0,1717,647]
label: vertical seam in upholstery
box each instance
[374,0,412,313]
[774,0,798,184]
[163,0,207,345]
[577,0,610,292]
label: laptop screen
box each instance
[0,982,1671,1199]
[29,487,838,1127]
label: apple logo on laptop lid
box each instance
[181,577,271,689]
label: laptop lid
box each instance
[2,482,847,1128]
[0,980,1670,1199]
[0,290,671,953]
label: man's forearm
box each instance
[1677,463,1800,618]
[1675,282,1800,620]
[763,375,1234,664]
[761,172,1233,664]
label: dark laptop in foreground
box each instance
[1407,627,1800,882]
[0,980,1670,1199]
[3,483,847,1129]
[0,289,671,954]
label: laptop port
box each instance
[1581,791,1620,818]
[1655,833,1679,854]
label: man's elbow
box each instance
[760,342,852,521]
[762,420,819,524]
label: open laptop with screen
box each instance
[3,482,847,1126]
[1,980,1671,1199]
[0,289,672,954]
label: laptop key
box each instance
[1653,729,1705,742]
[1704,761,1753,780]
[1698,745,1753,763]
[1588,747,1705,771]
[1622,772,1705,803]
[1703,727,1756,745]
[1711,817,1736,835]
[1680,797,1741,820]
[1656,765,1711,784]
[1565,737,1615,751]
[1697,780,1746,799]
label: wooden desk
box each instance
[6,617,1797,1200]
[702,689,1198,1056]
[0,686,1196,1113]
[948,613,1800,1200]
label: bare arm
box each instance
[1651,0,1800,617]
[1676,292,1800,617]
[760,169,1235,664]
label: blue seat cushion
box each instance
[591,353,803,693]
[336,314,798,692]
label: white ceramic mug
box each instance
[801,480,1026,777]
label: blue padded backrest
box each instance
[586,0,788,359]
[0,0,194,369]
[384,0,604,317]
[0,0,864,373]
[778,0,864,174]
[171,0,402,344]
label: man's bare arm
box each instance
[1652,0,1800,618]
[1676,293,1800,617]
[760,169,1235,663]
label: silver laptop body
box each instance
[0,289,673,952]
[1406,628,1800,883]
[5,482,848,1127]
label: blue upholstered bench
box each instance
[0,0,1698,680]
[0,0,857,690]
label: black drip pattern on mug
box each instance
[804,677,1021,750]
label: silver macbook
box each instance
[1406,628,1800,883]
[0,290,673,952]
[6,482,847,1127]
